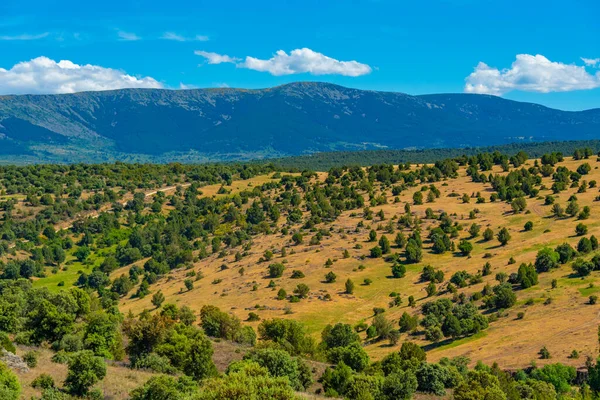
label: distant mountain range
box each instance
[1,82,599,163]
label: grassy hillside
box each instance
[2,149,600,398]
[102,157,600,368]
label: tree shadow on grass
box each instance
[421,338,455,351]
[485,244,507,250]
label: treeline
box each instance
[270,140,600,171]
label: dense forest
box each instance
[272,140,600,171]
[2,145,600,399]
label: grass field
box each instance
[20,158,600,372]
[86,157,600,369]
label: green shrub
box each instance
[64,351,107,396]
[23,351,38,368]
[130,375,197,400]
[0,361,20,400]
[31,374,55,390]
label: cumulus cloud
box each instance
[465,54,600,95]
[241,48,372,76]
[162,32,209,42]
[117,30,141,41]
[0,32,49,41]
[0,56,163,95]
[582,57,600,67]
[194,50,240,64]
[195,48,371,76]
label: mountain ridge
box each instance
[1,82,599,163]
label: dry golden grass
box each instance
[12,347,156,399]
[109,157,600,369]
[13,340,252,399]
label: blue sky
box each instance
[0,0,599,110]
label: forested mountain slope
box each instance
[1,82,599,163]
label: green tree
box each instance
[405,239,422,263]
[345,279,355,294]
[566,201,580,217]
[194,361,298,400]
[379,235,391,254]
[552,204,565,218]
[426,282,437,297]
[325,271,337,283]
[511,197,527,213]
[294,284,310,298]
[516,263,538,288]
[111,275,134,297]
[291,233,303,245]
[578,237,593,254]
[199,305,241,340]
[391,263,406,278]
[394,232,407,248]
[454,370,505,400]
[497,228,511,246]
[469,223,481,238]
[575,223,588,236]
[413,191,423,205]
[416,363,452,396]
[370,246,383,258]
[152,291,166,308]
[457,239,473,256]
[483,228,494,241]
[382,370,418,400]
[530,363,576,394]
[64,351,107,396]
[74,246,91,262]
[369,230,377,242]
[321,323,360,349]
[180,330,218,380]
[327,343,370,372]
[555,243,576,264]
[130,375,198,400]
[399,312,419,333]
[442,315,462,338]
[492,283,517,309]
[242,349,311,390]
[0,361,20,400]
[572,258,593,277]
[83,311,121,359]
[268,263,285,278]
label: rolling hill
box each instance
[0,82,599,163]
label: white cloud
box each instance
[0,32,49,41]
[0,56,163,95]
[465,54,600,95]
[582,57,600,67]
[195,48,371,77]
[195,50,240,64]
[162,32,209,42]
[117,30,141,41]
[242,48,372,76]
